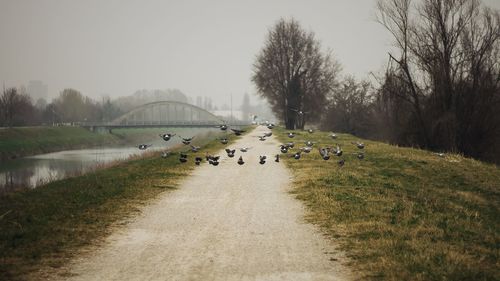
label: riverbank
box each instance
[275,128,499,280]
[0,128,243,280]
[0,127,120,161]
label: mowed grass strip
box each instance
[0,129,243,281]
[274,127,499,280]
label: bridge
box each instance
[81,101,247,131]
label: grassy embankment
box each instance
[0,127,119,161]
[0,128,244,280]
[275,127,499,280]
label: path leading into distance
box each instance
[57,126,352,281]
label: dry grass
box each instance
[275,127,499,280]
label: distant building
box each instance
[27,80,48,101]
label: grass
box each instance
[274,127,499,280]
[0,128,242,280]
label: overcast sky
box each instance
[1,0,499,107]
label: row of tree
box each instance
[252,0,499,163]
[0,88,123,126]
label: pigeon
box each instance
[220,137,229,145]
[357,152,364,160]
[231,129,245,136]
[285,142,295,148]
[210,160,220,166]
[338,159,345,166]
[159,133,175,141]
[307,129,314,134]
[275,154,280,162]
[290,108,309,116]
[180,152,188,159]
[330,133,337,139]
[258,136,266,141]
[218,124,228,131]
[225,148,236,158]
[305,140,315,147]
[291,151,301,160]
[190,145,201,152]
[333,145,343,157]
[288,132,295,138]
[179,136,194,145]
[138,144,151,150]
[264,132,272,137]
[240,147,251,153]
[195,156,202,165]
[179,157,188,163]
[300,147,313,153]
[237,156,245,165]
[434,152,445,157]
[161,151,170,158]
[280,145,289,153]
[319,147,330,160]
[259,155,266,165]
[352,141,365,149]
[267,124,274,129]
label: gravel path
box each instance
[58,126,352,281]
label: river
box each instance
[0,128,221,193]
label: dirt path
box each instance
[57,126,352,281]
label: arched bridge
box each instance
[81,101,246,130]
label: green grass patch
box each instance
[0,128,244,280]
[275,127,499,280]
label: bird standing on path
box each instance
[275,154,280,162]
[330,133,337,139]
[237,156,245,165]
[288,132,295,138]
[220,137,229,145]
[190,145,201,152]
[338,159,345,167]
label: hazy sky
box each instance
[1,0,499,106]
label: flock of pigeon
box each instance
[136,122,366,167]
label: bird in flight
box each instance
[179,136,194,145]
[138,144,151,150]
[231,129,245,136]
[159,133,175,141]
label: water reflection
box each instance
[0,127,221,193]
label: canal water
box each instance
[0,128,221,193]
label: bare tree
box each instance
[376,0,500,161]
[0,87,35,127]
[252,18,340,129]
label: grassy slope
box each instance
[0,127,119,160]
[275,127,499,280]
[0,129,240,280]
